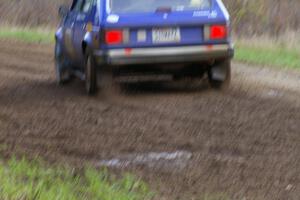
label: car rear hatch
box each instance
[102,0,229,49]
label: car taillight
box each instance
[210,25,227,39]
[105,30,123,45]
[204,25,227,40]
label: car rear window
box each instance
[108,0,211,14]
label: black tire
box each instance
[54,41,71,85]
[84,51,98,95]
[208,59,231,90]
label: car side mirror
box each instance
[58,5,69,18]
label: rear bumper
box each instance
[94,44,234,65]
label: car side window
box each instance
[73,0,84,12]
[81,0,95,13]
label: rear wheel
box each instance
[54,41,71,85]
[208,59,231,90]
[84,51,98,95]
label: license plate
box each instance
[152,28,181,43]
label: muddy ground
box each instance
[0,40,299,200]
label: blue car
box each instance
[55,0,234,95]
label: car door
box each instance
[72,0,96,65]
[62,0,84,61]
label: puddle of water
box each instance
[267,89,282,97]
[260,89,283,99]
[97,151,192,171]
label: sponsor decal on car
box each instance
[106,15,119,23]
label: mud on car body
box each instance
[55,0,234,95]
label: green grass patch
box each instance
[0,157,153,200]
[235,42,300,69]
[0,26,54,43]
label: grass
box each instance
[0,26,54,43]
[235,41,300,69]
[0,157,153,200]
[1,26,300,69]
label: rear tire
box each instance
[84,51,98,95]
[54,41,71,85]
[208,59,231,90]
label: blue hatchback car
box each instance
[55,0,234,95]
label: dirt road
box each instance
[0,40,299,200]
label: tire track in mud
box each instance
[0,40,299,200]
